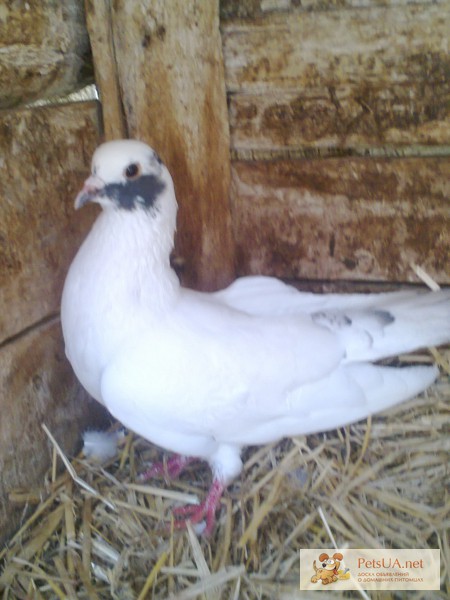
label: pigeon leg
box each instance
[172,478,225,536]
[139,454,195,481]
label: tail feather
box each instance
[314,289,450,363]
[289,364,440,436]
[223,364,439,446]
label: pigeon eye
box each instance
[124,163,141,179]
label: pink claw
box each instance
[138,455,225,535]
[172,478,225,536]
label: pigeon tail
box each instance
[313,289,450,363]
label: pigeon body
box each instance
[62,140,450,532]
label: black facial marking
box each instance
[102,174,166,211]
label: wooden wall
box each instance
[221,0,450,284]
[0,101,105,542]
[0,0,449,546]
[0,1,92,109]
[0,0,109,545]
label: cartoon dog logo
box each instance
[311,552,349,585]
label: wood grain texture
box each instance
[0,1,92,108]
[84,0,127,139]
[0,102,101,343]
[109,0,235,290]
[0,321,107,546]
[228,88,450,152]
[222,4,450,151]
[220,0,445,21]
[231,158,450,283]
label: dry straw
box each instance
[0,350,447,599]
[0,269,448,598]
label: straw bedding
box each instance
[0,348,448,600]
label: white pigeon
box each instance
[61,139,450,534]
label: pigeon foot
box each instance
[139,454,195,481]
[172,478,225,536]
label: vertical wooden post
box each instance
[84,0,127,140]
[87,0,235,290]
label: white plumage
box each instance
[61,139,450,533]
[82,430,124,463]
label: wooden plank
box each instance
[0,101,101,344]
[0,1,92,108]
[231,158,450,283]
[0,320,107,546]
[228,88,450,152]
[107,0,235,290]
[222,5,450,149]
[220,0,445,21]
[222,6,449,93]
[84,0,127,140]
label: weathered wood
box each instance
[0,1,92,108]
[0,101,101,344]
[222,6,449,92]
[84,0,127,139]
[220,0,445,21]
[222,5,450,150]
[231,158,450,283]
[0,321,107,546]
[229,88,450,153]
[106,0,235,290]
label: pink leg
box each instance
[139,454,196,482]
[172,478,225,536]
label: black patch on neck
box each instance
[102,174,166,211]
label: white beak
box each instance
[74,174,105,209]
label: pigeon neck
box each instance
[93,206,180,311]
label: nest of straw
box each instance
[0,347,448,600]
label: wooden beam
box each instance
[232,157,450,284]
[84,0,127,140]
[228,89,450,154]
[108,0,235,290]
[220,0,442,22]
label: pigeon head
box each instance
[75,139,176,217]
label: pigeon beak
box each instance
[74,175,105,209]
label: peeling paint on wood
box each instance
[0,321,107,546]
[0,102,101,343]
[231,158,450,283]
